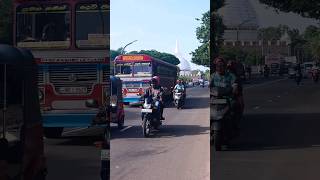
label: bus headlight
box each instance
[86,99,99,108]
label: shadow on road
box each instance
[111,124,209,139]
[225,113,320,151]
[184,96,209,109]
[47,135,104,146]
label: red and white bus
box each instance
[13,0,110,138]
[114,54,179,104]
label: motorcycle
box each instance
[173,89,185,109]
[210,88,236,151]
[311,69,319,83]
[141,97,162,137]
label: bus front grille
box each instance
[38,67,44,84]
[48,65,98,95]
[102,65,110,83]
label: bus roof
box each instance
[115,54,178,69]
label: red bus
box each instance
[13,0,110,138]
[114,54,179,104]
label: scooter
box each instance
[173,89,185,109]
[210,88,236,151]
[141,97,162,137]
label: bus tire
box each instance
[44,127,63,138]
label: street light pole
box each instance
[121,40,138,54]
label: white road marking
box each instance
[120,126,133,132]
[244,78,287,90]
[63,127,88,134]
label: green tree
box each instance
[309,34,320,61]
[191,11,210,67]
[204,69,210,80]
[259,0,320,20]
[210,0,225,71]
[0,0,13,44]
[258,25,290,40]
[128,50,180,65]
[110,47,123,61]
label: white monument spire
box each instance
[174,40,180,55]
[174,40,191,76]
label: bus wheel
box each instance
[44,127,63,138]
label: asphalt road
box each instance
[110,86,210,180]
[41,75,286,180]
[44,127,105,180]
[212,77,320,180]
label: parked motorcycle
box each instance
[173,89,185,109]
[210,88,236,151]
[141,97,162,137]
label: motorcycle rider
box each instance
[227,60,244,131]
[210,57,239,135]
[264,64,270,77]
[174,79,185,91]
[144,76,165,120]
[174,79,186,99]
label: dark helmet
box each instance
[150,76,160,86]
[213,56,226,65]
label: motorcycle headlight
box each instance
[155,101,159,107]
[143,103,152,109]
[110,95,117,107]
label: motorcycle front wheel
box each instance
[142,116,151,137]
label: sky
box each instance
[249,0,319,31]
[110,0,209,71]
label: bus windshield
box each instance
[76,3,109,49]
[133,62,152,75]
[16,4,71,49]
[115,63,132,75]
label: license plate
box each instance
[211,99,227,104]
[141,109,152,113]
[127,88,138,92]
[59,87,87,94]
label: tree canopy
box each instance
[128,50,180,65]
[0,0,13,44]
[110,48,124,61]
[210,0,226,70]
[191,11,210,67]
[259,0,320,20]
